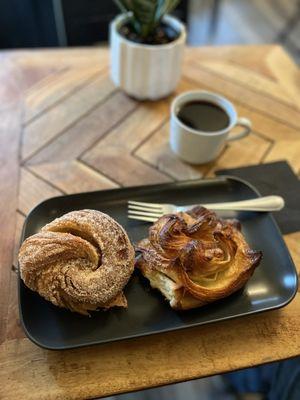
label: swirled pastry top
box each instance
[19,209,135,315]
[136,206,262,310]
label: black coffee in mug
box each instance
[177,100,230,132]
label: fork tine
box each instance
[128,204,163,212]
[128,215,157,222]
[128,200,162,209]
[128,210,163,218]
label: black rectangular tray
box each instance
[18,177,298,350]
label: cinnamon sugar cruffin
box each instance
[18,209,135,315]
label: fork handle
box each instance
[179,196,285,212]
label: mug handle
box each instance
[227,117,252,141]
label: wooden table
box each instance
[0,45,299,400]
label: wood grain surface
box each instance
[0,45,299,400]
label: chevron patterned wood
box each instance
[24,65,105,123]
[136,122,208,179]
[28,160,119,194]
[25,91,137,165]
[184,62,300,129]
[0,45,300,400]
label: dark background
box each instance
[0,0,188,48]
[0,0,298,65]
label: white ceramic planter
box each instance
[110,13,186,100]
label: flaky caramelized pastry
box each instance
[19,210,135,315]
[136,206,262,310]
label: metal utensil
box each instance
[128,195,285,222]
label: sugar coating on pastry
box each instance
[136,206,262,310]
[19,209,135,315]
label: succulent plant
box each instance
[114,0,181,38]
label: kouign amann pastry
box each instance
[136,206,262,310]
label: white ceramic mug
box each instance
[170,91,252,164]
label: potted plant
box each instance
[110,0,186,100]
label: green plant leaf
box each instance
[129,0,157,37]
[114,0,182,38]
[155,0,180,21]
[114,0,131,13]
